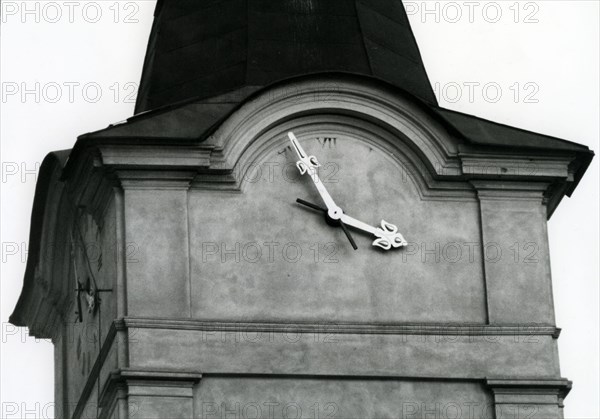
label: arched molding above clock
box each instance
[203,76,463,181]
[208,112,475,201]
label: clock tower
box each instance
[10,1,593,418]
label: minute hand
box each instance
[288,132,337,210]
[340,213,408,250]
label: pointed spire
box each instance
[135,0,437,113]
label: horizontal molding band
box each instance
[102,367,570,384]
[116,317,561,337]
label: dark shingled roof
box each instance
[135,0,438,113]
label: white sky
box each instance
[1,1,598,417]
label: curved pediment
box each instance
[204,77,463,178]
[198,112,474,203]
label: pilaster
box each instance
[472,181,556,325]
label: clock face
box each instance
[288,131,408,251]
[189,119,486,323]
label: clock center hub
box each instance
[328,207,343,220]
[326,206,344,226]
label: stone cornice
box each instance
[486,378,572,407]
[97,368,202,419]
[59,79,582,214]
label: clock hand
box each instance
[295,198,358,250]
[339,213,408,250]
[295,196,405,251]
[289,133,357,250]
[296,198,327,212]
[288,132,338,211]
[338,221,358,250]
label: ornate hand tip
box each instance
[372,236,407,250]
[374,220,407,250]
